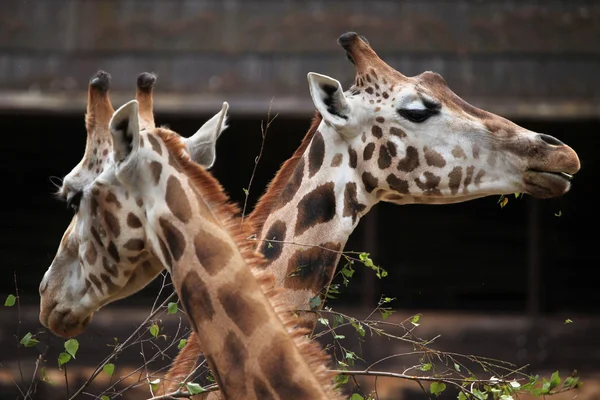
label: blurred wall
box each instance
[1,0,599,117]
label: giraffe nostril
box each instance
[539,133,564,146]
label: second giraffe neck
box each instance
[257,124,378,326]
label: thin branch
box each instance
[13,271,24,385]
[67,292,177,400]
[241,97,278,221]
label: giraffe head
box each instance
[39,80,229,338]
[306,32,580,205]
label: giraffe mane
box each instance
[246,111,322,231]
[157,127,341,399]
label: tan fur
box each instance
[157,129,342,399]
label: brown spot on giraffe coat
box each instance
[362,172,378,193]
[285,242,341,292]
[294,182,336,237]
[150,161,162,185]
[179,270,215,330]
[158,217,186,262]
[452,146,467,159]
[424,147,446,168]
[166,176,192,223]
[387,174,409,194]
[276,158,305,211]
[415,172,442,196]
[363,143,375,161]
[214,332,249,398]
[378,143,392,169]
[343,182,367,224]
[84,243,97,265]
[147,134,162,155]
[390,126,407,138]
[372,125,383,138]
[104,211,120,237]
[448,167,463,195]
[258,220,286,266]
[259,332,319,399]
[348,147,358,168]
[107,241,120,262]
[193,229,233,276]
[217,276,269,337]
[330,153,343,167]
[124,238,144,252]
[102,257,118,278]
[397,146,420,172]
[308,131,325,178]
[127,213,142,228]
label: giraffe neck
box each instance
[153,131,337,400]
[256,120,378,328]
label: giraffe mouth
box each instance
[529,169,574,181]
[524,170,575,198]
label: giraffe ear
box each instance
[307,72,353,132]
[109,100,140,163]
[183,102,229,169]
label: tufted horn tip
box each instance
[89,70,111,92]
[137,72,157,92]
[337,32,359,50]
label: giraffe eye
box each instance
[398,108,436,123]
[67,191,83,213]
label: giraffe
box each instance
[162,31,581,396]
[38,86,341,397]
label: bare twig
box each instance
[241,97,278,221]
[67,292,177,400]
[13,271,24,385]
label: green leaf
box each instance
[4,294,16,307]
[149,323,159,338]
[454,363,461,372]
[458,392,468,400]
[555,210,562,217]
[58,352,71,367]
[242,188,249,195]
[541,378,551,394]
[350,394,365,400]
[177,339,188,350]
[564,318,573,324]
[309,296,322,310]
[380,308,394,320]
[167,302,178,314]
[351,321,365,337]
[318,317,329,326]
[333,314,344,328]
[472,388,488,400]
[334,374,349,386]
[411,314,421,326]
[103,363,115,377]
[64,338,79,359]
[101,396,110,400]
[333,333,345,340]
[549,370,561,390]
[20,332,40,347]
[186,382,206,394]
[563,376,580,389]
[499,395,514,400]
[430,382,446,396]
[419,363,433,372]
[267,242,273,248]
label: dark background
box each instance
[1,1,599,399]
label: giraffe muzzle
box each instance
[40,301,93,338]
